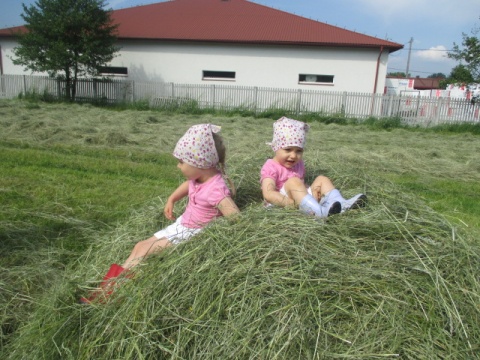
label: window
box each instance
[97,66,128,77]
[299,74,334,85]
[202,70,236,81]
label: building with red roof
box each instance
[0,0,403,93]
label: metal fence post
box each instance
[56,79,61,100]
[131,80,135,103]
[435,96,442,125]
[387,95,393,117]
[93,78,97,100]
[296,89,302,114]
[211,84,215,109]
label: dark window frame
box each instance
[97,66,128,76]
[299,74,334,85]
[202,70,236,81]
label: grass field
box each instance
[0,99,479,359]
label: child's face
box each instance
[177,160,203,180]
[273,146,304,168]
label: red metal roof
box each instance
[1,0,403,51]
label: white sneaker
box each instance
[342,194,367,213]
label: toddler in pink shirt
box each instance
[261,117,366,218]
[80,124,239,304]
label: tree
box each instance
[448,20,480,81]
[427,73,446,79]
[13,0,119,101]
[439,64,474,88]
[387,72,407,78]
[448,64,474,83]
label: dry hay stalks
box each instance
[6,176,480,359]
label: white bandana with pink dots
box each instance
[173,124,221,169]
[268,116,310,151]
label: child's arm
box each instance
[261,178,295,208]
[164,181,189,220]
[217,196,240,217]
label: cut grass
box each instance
[0,141,179,255]
[0,99,479,358]
[389,174,480,229]
[0,141,180,349]
[5,181,480,359]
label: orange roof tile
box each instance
[1,0,403,51]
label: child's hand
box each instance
[164,201,175,220]
[164,181,189,220]
[311,186,322,201]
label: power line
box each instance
[388,67,447,75]
[397,47,454,52]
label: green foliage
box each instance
[446,64,475,85]
[427,122,480,135]
[387,72,407,78]
[257,107,297,120]
[362,116,405,130]
[449,25,480,80]
[427,72,446,79]
[17,88,56,103]
[13,0,119,101]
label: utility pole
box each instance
[405,37,413,77]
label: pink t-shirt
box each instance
[181,172,231,229]
[260,159,306,190]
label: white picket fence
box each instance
[1,74,479,125]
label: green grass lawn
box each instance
[390,174,480,229]
[1,141,179,258]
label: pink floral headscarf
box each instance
[173,124,221,169]
[267,116,310,151]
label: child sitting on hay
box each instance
[260,116,366,218]
[80,123,240,304]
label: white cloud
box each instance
[415,46,449,61]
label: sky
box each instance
[1,0,479,78]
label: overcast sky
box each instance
[1,0,478,78]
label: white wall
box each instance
[113,41,388,93]
[1,39,21,75]
[0,38,390,93]
[1,39,48,76]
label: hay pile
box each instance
[5,176,479,359]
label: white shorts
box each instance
[153,216,203,245]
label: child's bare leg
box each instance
[310,175,336,201]
[283,177,309,205]
[122,236,171,269]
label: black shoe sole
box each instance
[328,201,342,216]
